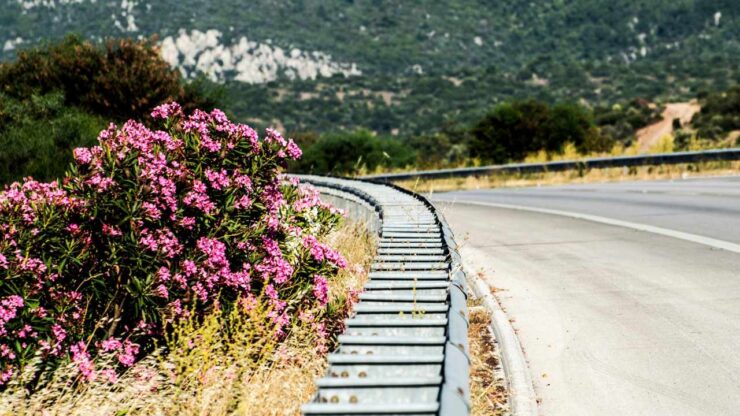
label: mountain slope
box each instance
[2,0,738,135]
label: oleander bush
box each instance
[0,103,346,388]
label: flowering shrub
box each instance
[0,103,345,385]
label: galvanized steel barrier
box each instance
[363,147,740,183]
[297,175,470,416]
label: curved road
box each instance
[432,176,740,416]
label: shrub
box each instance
[469,100,607,163]
[291,129,415,175]
[0,92,106,184]
[0,36,224,185]
[0,103,345,386]
[692,85,740,140]
[0,35,218,122]
[469,100,550,163]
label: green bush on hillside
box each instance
[290,130,414,175]
[692,86,740,140]
[469,100,606,164]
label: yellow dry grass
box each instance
[0,220,376,416]
[396,160,740,194]
[468,302,507,416]
[374,135,738,193]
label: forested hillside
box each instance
[2,0,738,135]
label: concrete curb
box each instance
[464,262,539,416]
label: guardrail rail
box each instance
[297,175,470,416]
[363,147,740,183]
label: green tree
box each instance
[468,99,608,163]
[292,130,414,175]
[0,34,220,123]
[0,92,105,184]
[0,35,222,184]
[546,102,606,153]
[469,100,550,163]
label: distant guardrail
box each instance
[362,148,740,183]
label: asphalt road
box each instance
[436,176,740,244]
[432,176,740,416]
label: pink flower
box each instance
[234,195,251,210]
[102,224,122,237]
[285,139,302,159]
[265,284,278,300]
[168,299,184,318]
[197,237,229,269]
[205,169,230,190]
[117,341,139,367]
[139,229,158,252]
[182,260,197,276]
[302,235,325,261]
[265,128,287,146]
[184,181,215,214]
[233,174,252,190]
[16,324,36,339]
[85,173,115,192]
[0,367,14,385]
[324,248,348,268]
[0,296,25,337]
[201,135,222,153]
[70,342,96,381]
[154,284,169,299]
[0,344,16,360]
[157,267,171,282]
[73,148,93,165]
[142,202,162,220]
[100,338,122,352]
[151,102,183,119]
[51,324,66,341]
[179,216,195,229]
[101,368,118,383]
[313,275,329,306]
[0,102,350,385]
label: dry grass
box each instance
[396,160,740,194]
[468,301,508,416]
[0,219,376,416]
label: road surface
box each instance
[432,176,740,416]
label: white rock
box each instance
[158,29,361,84]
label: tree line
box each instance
[1,36,736,183]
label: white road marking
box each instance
[436,199,740,255]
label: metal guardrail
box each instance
[297,175,470,416]
[362,148,740,182]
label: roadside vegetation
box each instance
[0,220,374,416]
[1,37,736,185]
[290,92,738,177]
[0,35,222,184]
[397,160,740,194]
[468,300,507,416]
[0,78,385,414]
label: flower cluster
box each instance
[0,103,343,385]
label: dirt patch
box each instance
[636,101,700,152]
